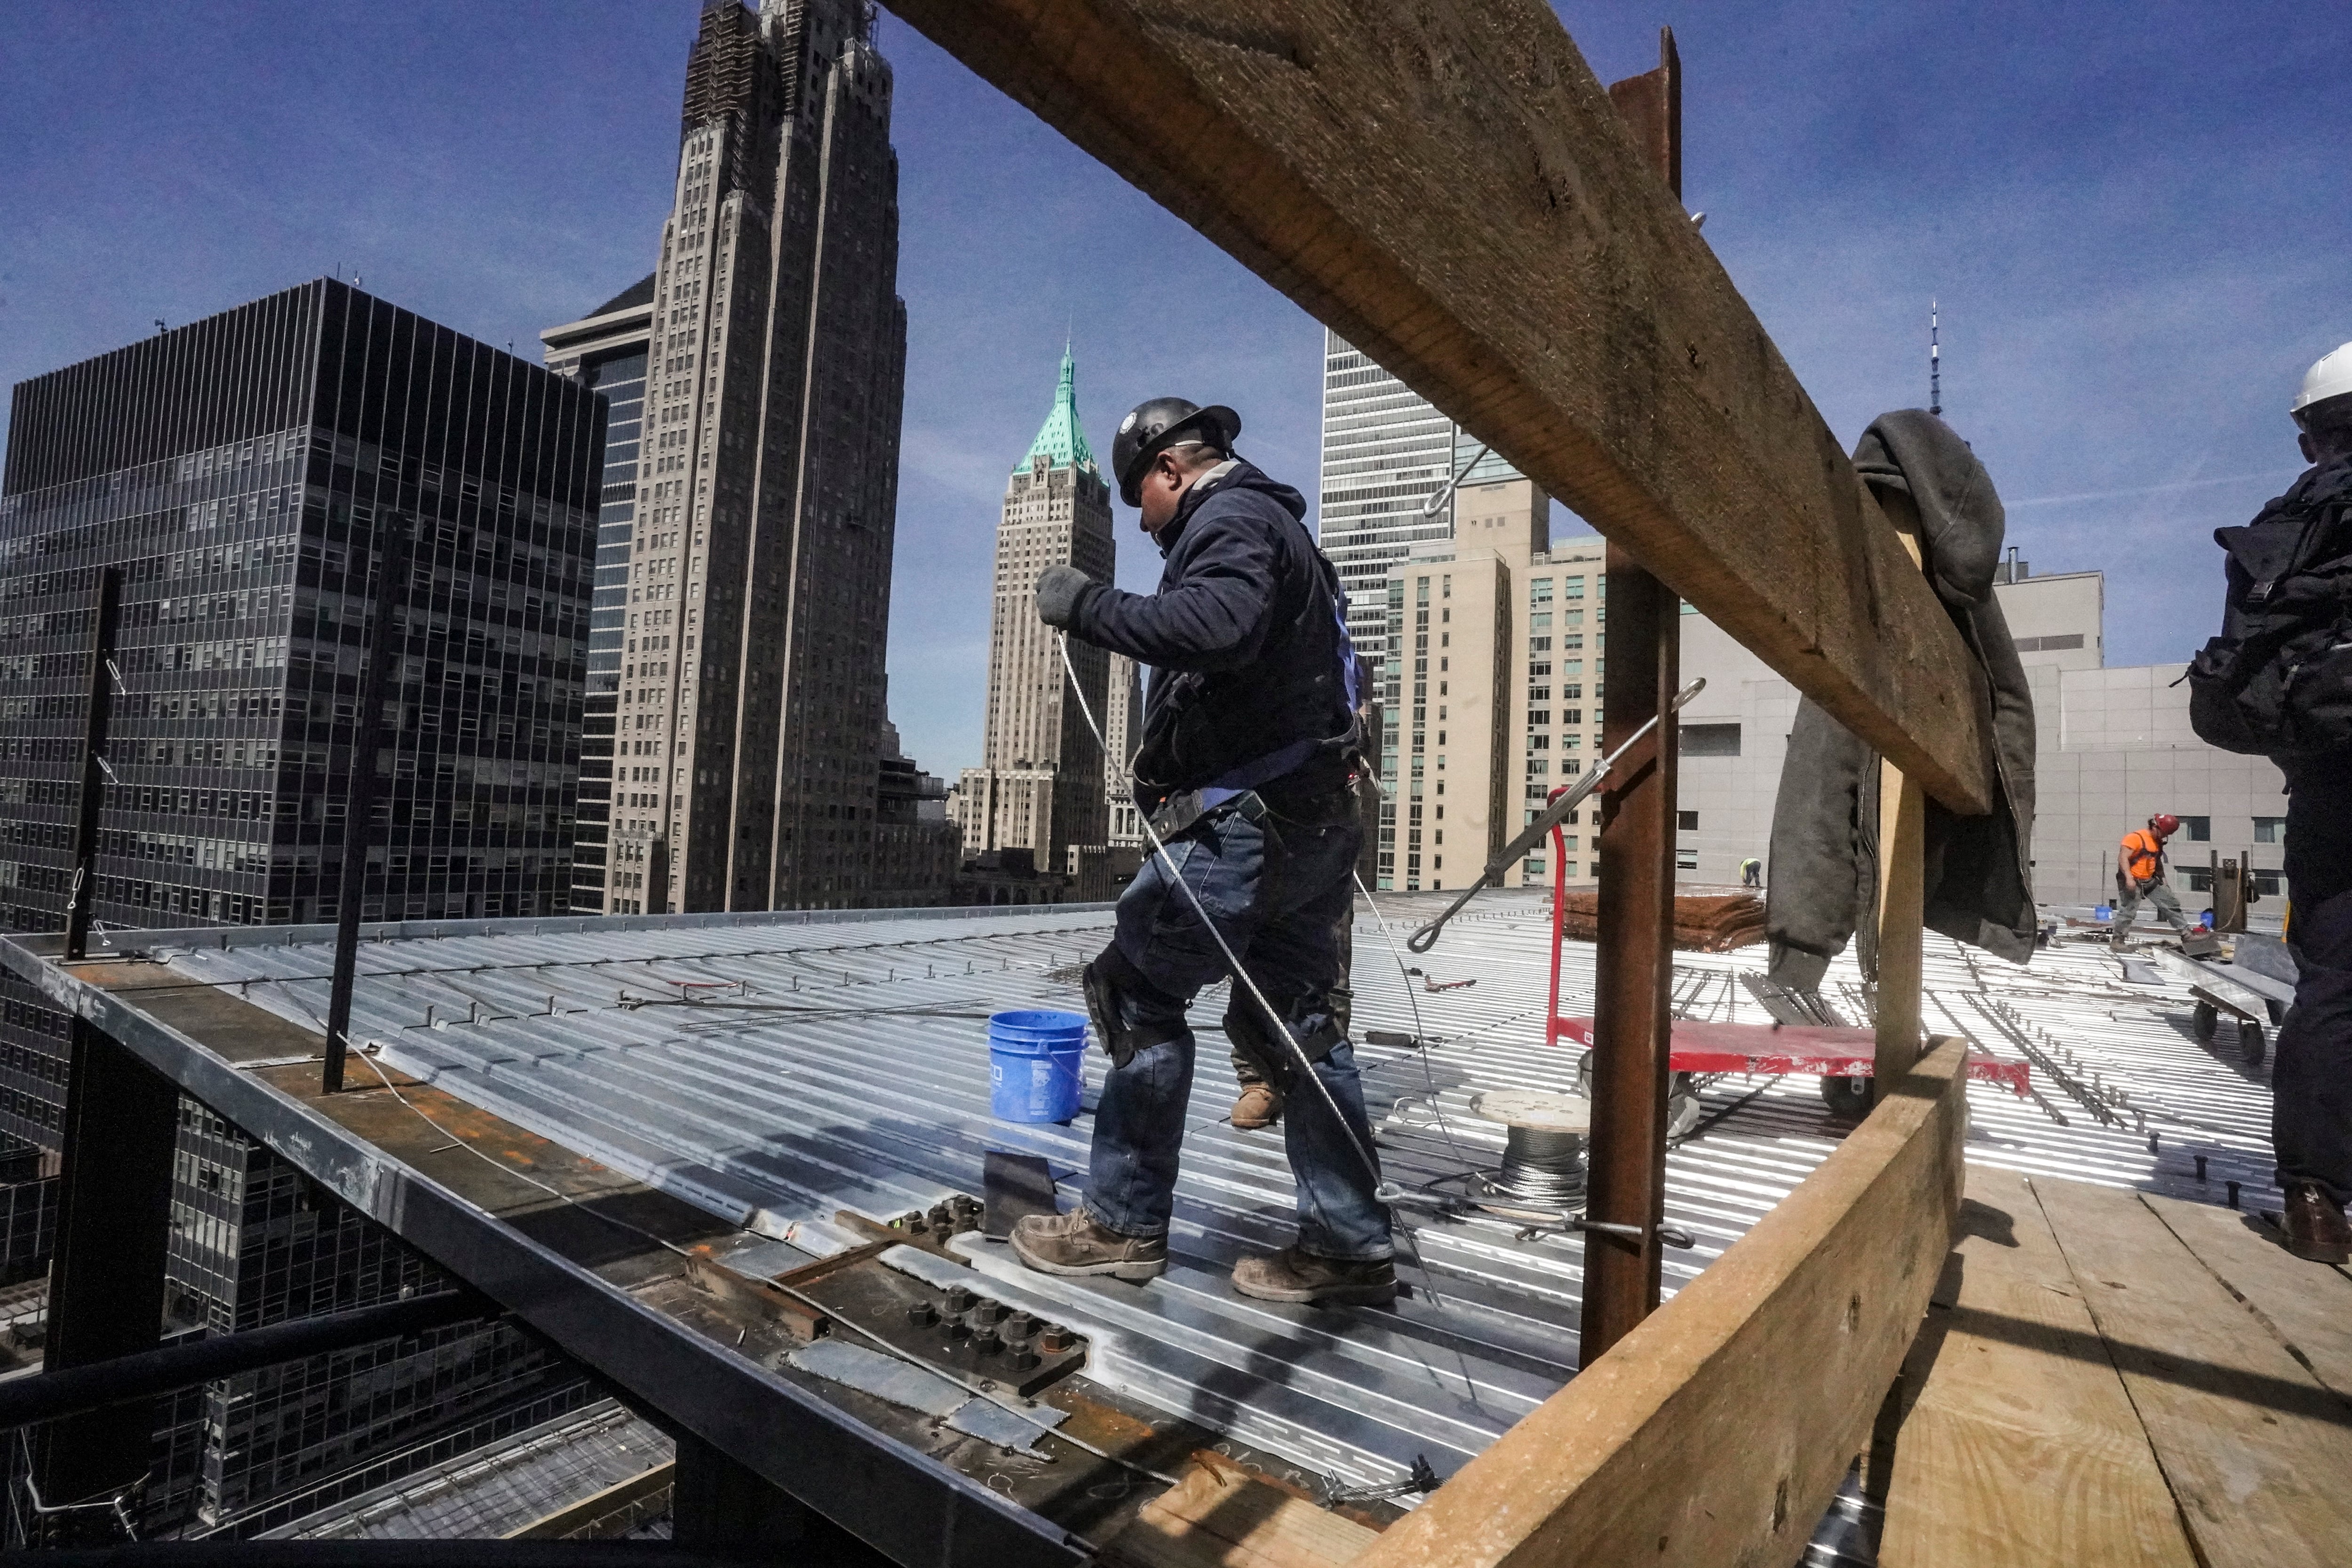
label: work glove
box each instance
[1034,564,1098,629]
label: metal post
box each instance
[324,521,409,1093]
[1581,554,1681,1359]
[1581,27,1685,1362]
[34,1022,180,1540]
[63,568,124,963]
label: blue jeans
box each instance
[1084,806,1392,1261]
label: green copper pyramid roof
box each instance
[1018,345,1097,475]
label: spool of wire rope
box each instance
[1468,1088,1590,1207]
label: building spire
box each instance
[1019,344,1097,474]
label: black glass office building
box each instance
[0,280,602,1539]
[0,278,599,949]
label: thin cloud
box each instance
[2007,470,2302,509]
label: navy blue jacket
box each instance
[1067,461,1354,803]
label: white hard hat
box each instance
[2293,341,2352,419]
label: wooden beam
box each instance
[1873,487,1929,1098]
[1350,1038,1970,1568]
[879,0,1994,814]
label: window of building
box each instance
[2185,868,2212,892]
[2253,816,2286,844]
[1676,850,1699,870]
[1530,579,1553,603]
[1563,577,1585,598]
[2180,815,2211,842]
[1677,810,1699,830]
[2255,870,2284,897]
[1680,723,1741,757]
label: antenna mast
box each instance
[1930,299,1942,417]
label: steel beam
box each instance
[0,954,1087,1568]
[0,1290,486,1430]
[325,521,411,1093]
[1580,32,1686,1362]
[63,567,124,962]
[34,1020,180,1539]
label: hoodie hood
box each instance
[1851,410,2005,611]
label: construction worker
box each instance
[2257,343,2352,1262]
[1013,397,1393,1305]
[1740,857,1763,890]
[2111,813,2193,948]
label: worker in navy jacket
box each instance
[1011,397,1393,1307]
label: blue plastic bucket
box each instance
[2094,903,2113,920]
[989,1010,1087,1123]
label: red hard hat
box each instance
[2151,813,2182,835]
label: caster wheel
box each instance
[1821,1074,1871,1116]
[2191,1000,2218,1043]
[2241,1019,2266,1067]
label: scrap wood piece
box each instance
[2030,1175,2352,1568]
[1553,891,1767,952]
[1109,1452,1383,1568]
[1877,1166,2198,1567]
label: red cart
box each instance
[1536,813,2029,1118]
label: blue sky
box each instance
[4,2,2345,778]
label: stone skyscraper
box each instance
[957,350,1112,873]
[548,0,908,914]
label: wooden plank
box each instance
[2140,1192,2352,1401]
[1872,487,1928,1096]
[2031,1176,2352,1568]
[1110,1455,1381,1568]
[1348,1039,1969,1568]
[878,0,1994,815]
[1877,1166,2197,1567]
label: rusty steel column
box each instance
[1581,27,1685,1361]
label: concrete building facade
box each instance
[954,350,1113,875]
[1673,566,2292,907]
[1375,478,1608,893]
[1104,651,1144,849]
[549,0,914,916]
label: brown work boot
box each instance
[1011,1208,1167,1282]
[1230,1082,1283,1130]
[1231,1246,1397,1306]
[2280,1185,2352,1264]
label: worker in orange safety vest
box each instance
[2112,813,2194,949]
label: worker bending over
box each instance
[1012,397,1393,1306]
[2112,813,2193,949]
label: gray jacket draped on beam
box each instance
[1765,411,2038,992]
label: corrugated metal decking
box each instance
[143,894,2280,1494]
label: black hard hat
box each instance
[1111,397,1242,507]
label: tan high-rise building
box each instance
[957,350,1113,873]
[1104,652,1145,849]
[548,0,911,915]
[1376,478,1608,893]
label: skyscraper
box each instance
[0,279,597,950]
[0,279,601,1538]
[1104,651,1145,850]
[549,0,910,915]
[539,280,652,915]
[956,350,1112,875]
